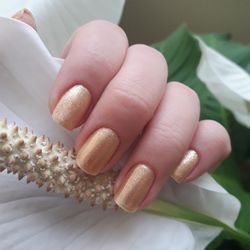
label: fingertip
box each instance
[114,164,155,212]
[176,120,231,183]
[12,8,37,30]
[171,149,199,183]
[199,120,231,158]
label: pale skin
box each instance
[14,10,231,212]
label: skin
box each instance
[15,11,231,210]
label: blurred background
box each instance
[120,0,250,44]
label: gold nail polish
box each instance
[171,150,199,183]
[52,85,91,130]
[76,128,119,175]
[115,164,154,213]
[12,8,32,19]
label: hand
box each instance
[16,12,231,212]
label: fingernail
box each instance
[114,164,154,213]
[171,150,199,183]
[52,85,91,130]
[12,8,33,20]
[76,128,119,175]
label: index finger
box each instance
[49,20,128,130]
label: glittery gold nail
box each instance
[76,128,119,175]
[115,164,154,212]
[52,85,91,130]
[171,150,199,183]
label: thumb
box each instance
[12,8,37,31]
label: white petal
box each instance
[159,174,240,249]
[196,37,250,128]
[0,174,194,250]
[0,17,74,148]
[0,17,241,250]
[0,0,125,56]
[161,174,240,227]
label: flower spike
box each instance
[0,118,118,209]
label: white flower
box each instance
[0,2,241,249]
[197,37,250,128]
[0,0,126,56]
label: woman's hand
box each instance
[16,12,231,212]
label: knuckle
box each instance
[220,135,232,158]
[77,20,115,32]
[70,21,128,77]
[202,120,231,158]
[211,120,231,157]
[68,48,113,78]
[129,44,168,72]
[217,131,231,159]
[168,82,200,107]
[87,19,120,30]
[152,123,185,154]
[111,86,153,121]
[78,20,128,44]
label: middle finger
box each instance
[75,44,168,175]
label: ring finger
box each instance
[114,82,200,212]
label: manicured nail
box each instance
[76,128,119,175]
[12,8,33,19]
[52,85,91,130]
[171,150,199,183]
[115,164,154,213]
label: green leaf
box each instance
[153,26,230,128]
